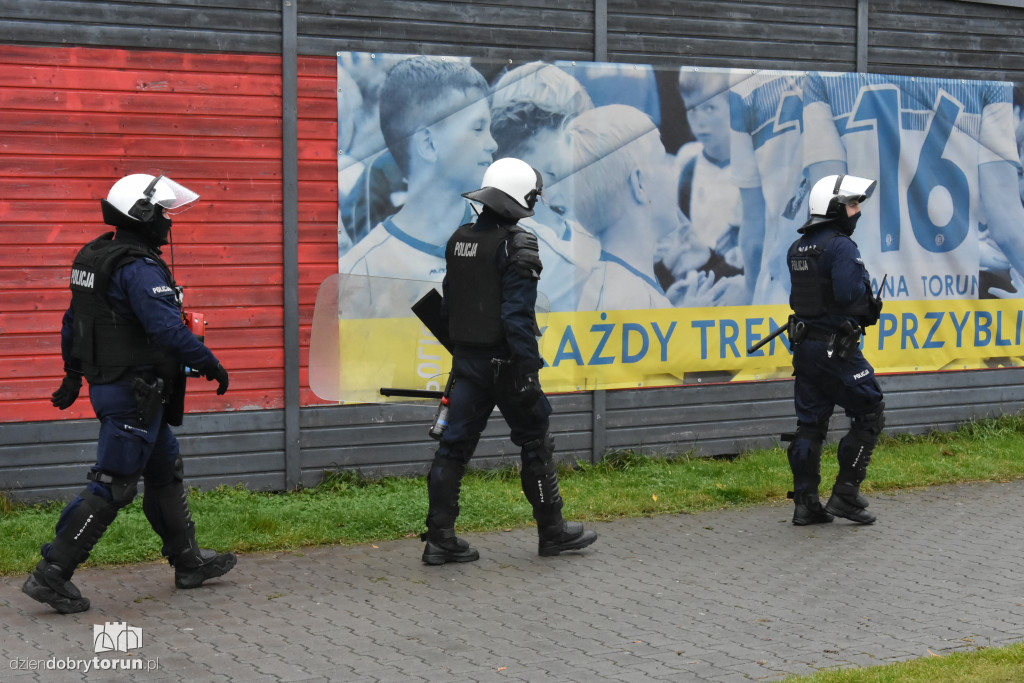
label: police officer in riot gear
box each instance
[785,174,885,526]
[22,174,235,614]
[422,157,598,564]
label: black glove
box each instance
[513,370,543,408]
[204,362,229,395]
[51,372,82,410]
[861,295,883,327]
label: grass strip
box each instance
[4,414,1024,576]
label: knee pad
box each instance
[440,437,478,465]
[47,487,122,569]
[144,457,185,492]
[521,433,555,477]
[787,421,828,465]
[787,421,828,488]
[428,454,467,481]
[794,420,829,446]
[87,469,141,508]
[838,404,884,478]
[852,402,885,442]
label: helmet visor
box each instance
[152,176,200,215]
[834,175,876,206]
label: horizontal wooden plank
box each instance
[612,16,854,41]
[0,64,282,96]
[173,431,285,458]
[0,111,281,138]
[0,43,281,72]
[2,86,282,116]
[0,265,285,290]
[867,48,1024,79]
[611,0,854,19]
[171,451,285,478]
[610,34,856,62]
[871,0,1024,23]
[0,202,283,223]
[1,367,284,400]
[0,178,281,203]
[0,243,282,266]
[0,304,283,335]
[0,217,336,246]
[1,132,282,159]
[0,1,282,32]
[0,391,288,423]
[0,333,60,356]
[0,286,279,313]
[0,21,281,55]
[0,157,284,179]
[0,435,267,469]
[302,0,593,18]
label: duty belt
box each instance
[803,329,836,342]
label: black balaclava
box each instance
[834,208,861,236]
[100,199,172,250]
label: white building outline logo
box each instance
[93,622,143,653]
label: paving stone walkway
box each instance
[4,480,1024,682]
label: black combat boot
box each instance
[22,487,121,614]
[789,492,834,526]
[825,484,875,524]
[22,559,90,614]
[173,550,238,589]
[520,434,597,557]
[420,528,480,565]
[421,451,479,565]
[143,471,237,588]
[538,520,598,557]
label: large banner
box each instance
[313,51,1024,402]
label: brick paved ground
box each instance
[3,480,1024,682]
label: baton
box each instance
[379,387,444,399]
[746,322,789,355]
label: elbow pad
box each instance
[508,229,543,280]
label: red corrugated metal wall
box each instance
[0,45,337,423]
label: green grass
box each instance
[5,414,1024,576]
[5,415,1024,680]
[783,641,1024,682]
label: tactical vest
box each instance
[788,230,841,318]
[69,232,178,384]
[445,221,509,346]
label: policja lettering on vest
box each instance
[452,241,479,257]
[70,269,95,289]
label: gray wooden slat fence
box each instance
[2,0,1023,503]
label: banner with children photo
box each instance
[310,51,1024,402]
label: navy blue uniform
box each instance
[57,234,217,509]
[420,162,596,564]
[40,230,232,591]
[437,227,550,456]
[24,178,235,615]
[425,214,553,540]
[786,220,885,513]
[421,205,596,563]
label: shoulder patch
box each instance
[151,284,175,296]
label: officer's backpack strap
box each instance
[507,227,542,280]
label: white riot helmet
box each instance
[462,158,542,220]
[104,174,200,224]
[801,174,877,230]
